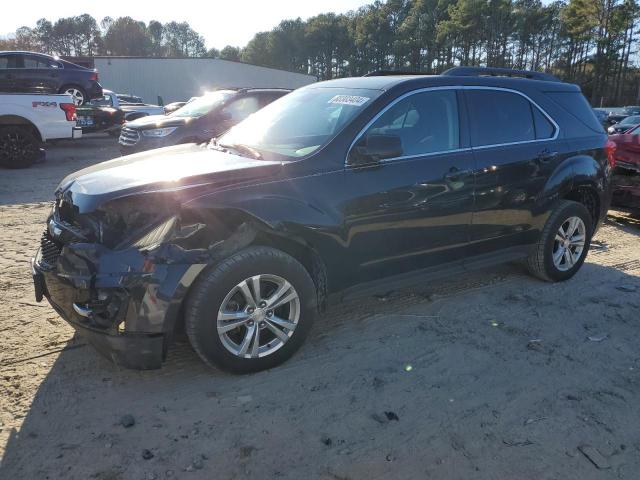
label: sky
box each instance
[1,0,372,50]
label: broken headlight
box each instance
[129,216,179,249]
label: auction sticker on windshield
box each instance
[328,95,370,106]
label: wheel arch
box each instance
[0,115,43,142]
[539,154,606,223]
[167,206,329,336]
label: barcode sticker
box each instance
[328,95,370,106]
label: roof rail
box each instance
[363,70,429,77]
[442,66,561,83]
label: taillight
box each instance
[60,103,76,122]
[90,71,98,81]
[605,139,617,168]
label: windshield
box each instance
[620,115,640,125]
[217,86,381,160]
[170,91,234,118]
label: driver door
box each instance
[341,89,475,284]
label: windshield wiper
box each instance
[218,142,263,160]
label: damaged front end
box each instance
[32,191,256,369]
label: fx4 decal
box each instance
[32,101,58,108]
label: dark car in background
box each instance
[119,88,290,154]
[607,114,640,134]
[75,91,126,136]
[33,67,612,372]
[0,51,102,105]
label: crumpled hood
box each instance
[57,143,281,213]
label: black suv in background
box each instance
[33,67,612,373]
[0,51,102,105]
[119,88,290,154]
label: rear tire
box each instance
[0,126,39,169]
[527,200,593,282]
[59,85,87,105]
[185,246,317,373]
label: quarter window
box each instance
[361,89,460,158]
[466,90,552,146]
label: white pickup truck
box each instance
[0,93,81,168]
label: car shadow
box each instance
[2,252,640,479]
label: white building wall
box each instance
[93,58,317,104]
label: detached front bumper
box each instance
[32,257,165,369]
[31,235,204,370]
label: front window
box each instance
[359,89,460,157]
[217,86,381,160]
[170,91,235,118]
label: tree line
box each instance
[1,1,639,106]
[0,15,209,58]
[239,0,640,107]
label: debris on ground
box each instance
[526,339,543,351]
[120,414,135,428]
[616,284,638,293]
[587,334,608,342]
[384,411,399,421]
[578,445,611,470]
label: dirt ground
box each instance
[1,135,640,480]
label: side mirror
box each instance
[349,134,403,165]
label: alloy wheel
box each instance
[552,216,586,271]
[64,88,85,105]
[217,274,300,358]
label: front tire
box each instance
[527,200,593,282]
[185,247,317,373]
[0,126,39,169]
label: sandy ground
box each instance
[1,136,640,479]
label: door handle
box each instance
[537,149,558,163]
[443,166,471,181]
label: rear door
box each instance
[18,55,60,93]
[464,88,563,255]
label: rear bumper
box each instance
[72,127,82,139]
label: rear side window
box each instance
[23,55,54,69]
[467,90,540,146]
[544,91,603,133]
